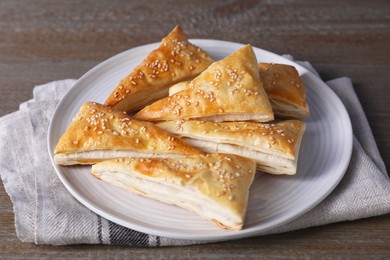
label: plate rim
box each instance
[47,39,353,241]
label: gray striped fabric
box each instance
[0,60,389,246]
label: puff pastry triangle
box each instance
[168,63,310,119]
[157,119,305,175]
[258,63,309,118]
[92,153,256,230]
[54,102,204,165]
[104,25,214,112]
[134,45,274,122]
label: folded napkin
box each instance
[0,60,389,246]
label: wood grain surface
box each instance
[0,0,389,258]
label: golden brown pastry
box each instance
[134,45,274,122]
[168,64,310,119]
[91,153,256,230]
[157,120,306,175]
[104,25,214,112]
[54,102,204,165]
[258,63,309,118]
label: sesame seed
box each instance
[269,136,275,141]
[228,195,234,201]
[73,140,79,145]
[97,131,103,135]
[118,85,123,90]
[84,126,89,131]
[135,138,140,144]
[185,174,191,179]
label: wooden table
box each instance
[1,0,389,258]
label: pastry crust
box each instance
[104,25,214,112]
[91,153,256,230]
[134,45,274,122]
[54,102,204,165]
[168,63,310,119]
[157,120,306,175]
[258,63,309,118]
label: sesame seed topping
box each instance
[135,138,140,144]
[73,140,79,145]
[140,126,147,132]
[97,131,103,135]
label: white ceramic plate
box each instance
[48,40,353,241]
